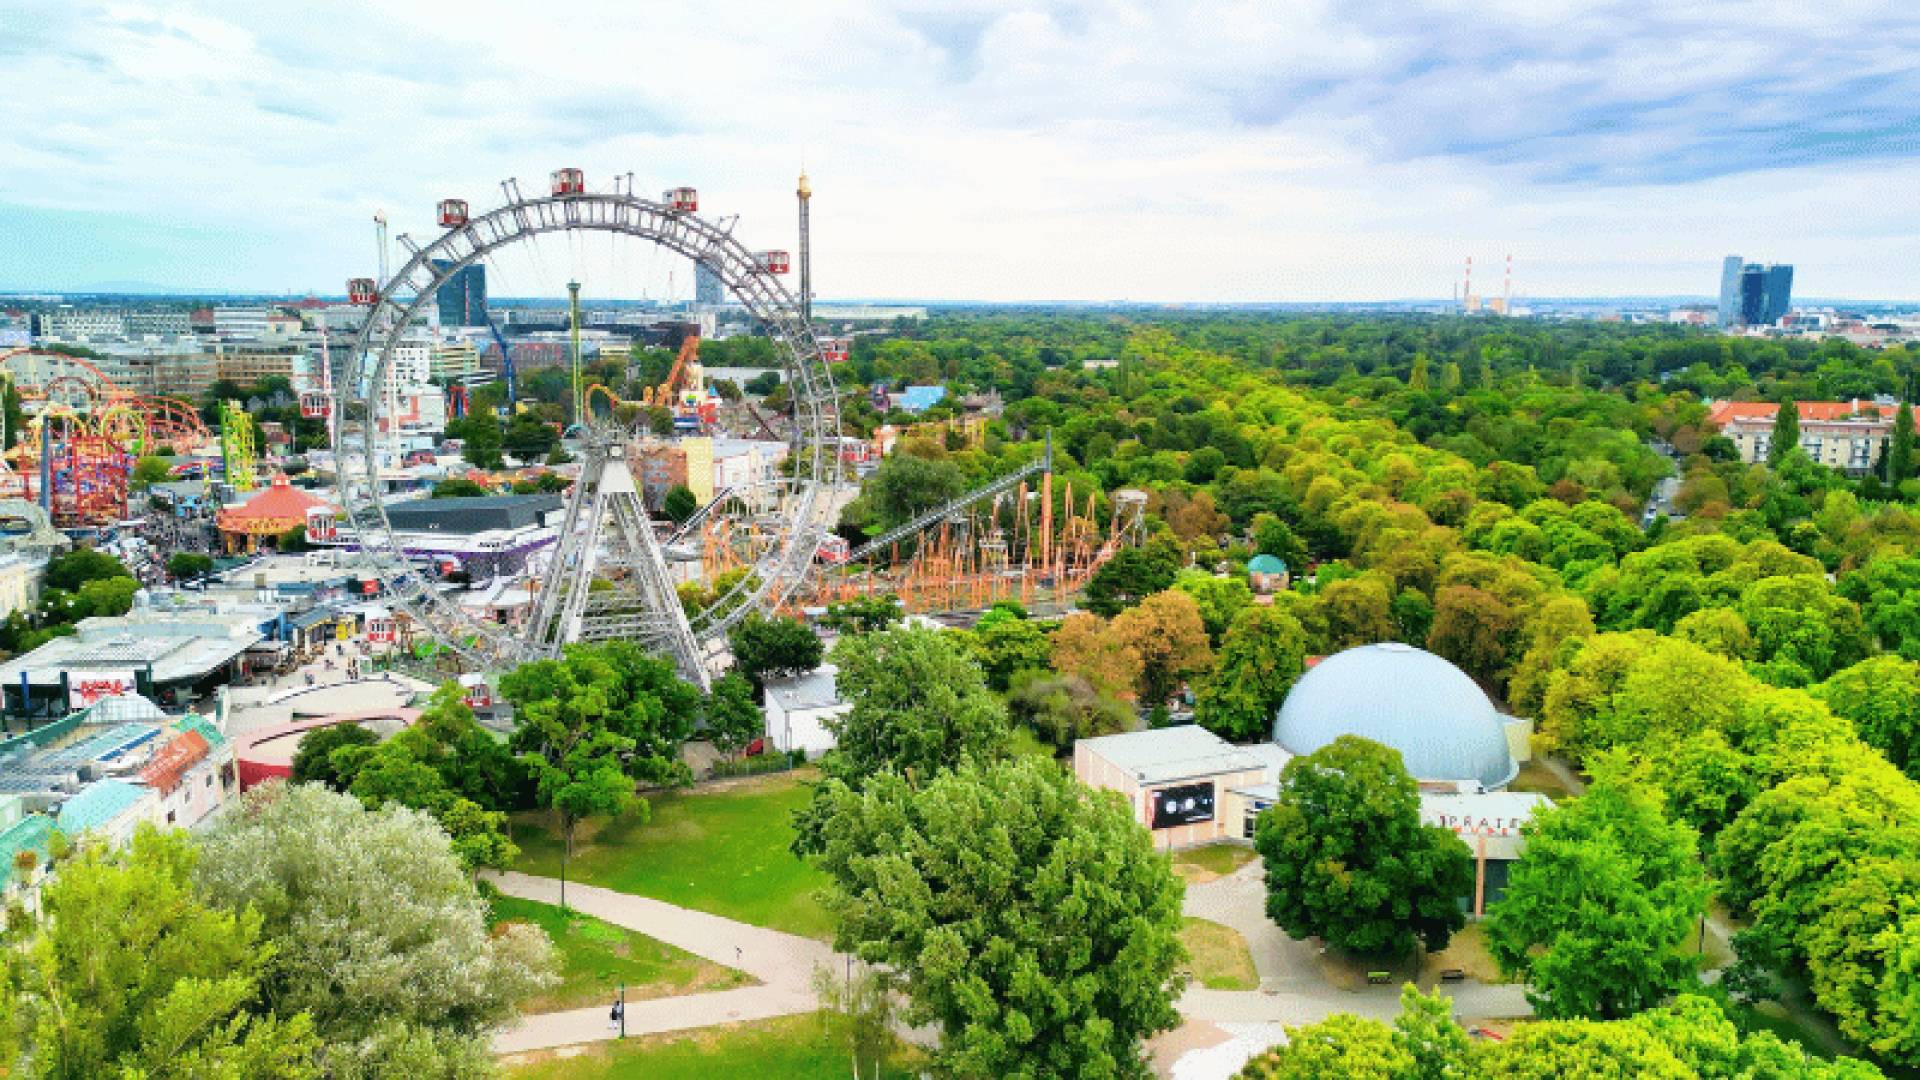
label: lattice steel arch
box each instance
[335,183,842,673]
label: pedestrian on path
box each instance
[607,1000,623,1033]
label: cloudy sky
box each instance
[2,1,1917,302]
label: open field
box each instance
[1179,917,1259,990]
[509,770,835,940]
[488,894,750,1012]
[500,1014,923,1080]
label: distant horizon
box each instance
[4,287,1917,312]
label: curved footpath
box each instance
[488,861,1533,1073]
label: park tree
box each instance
[1173,568,1253,644]
[1815,656,1920,779]
[812,757,1186,1079]
[502,411,559,462]
[445,408,505,470]
[1317,572,1397,650]
[1251,512,1307,570]
[504,641,700,898]
[431,476,488,499]
[858,451,968,530]
[288,721,378,790]
[166,551,215,581]
[819,594,903,635]
[43,547,130,591]
[1768,398,1800,468]
[1050,611,1144,701]
[703,671,764,757]
[793,627,1010,853]
[1426,583,1519,686]
[963,606,1052,691]
[1083,543,1180,617]
[1195,605,1307,741]
[1233,985,1469,1080]
[1235,1013,1409,1080]
[131,454,173,489]
[1255,736,1472,958]
[0,827,321,1078]
[1889,401,1914,487]
[728,612,825,689]
[662,484,698,524]
[197,785,553,1076]
[1111,588,1213,705]
[1006,670,1133,750]
[1485,777,1710,1020]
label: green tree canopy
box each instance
[813,757,1187,1079]
[727,612,825,689]
[195,785,553,1076]
[1255,735,1473,958]
[1485,777,1709,1020]
[1195,605,1307,741]
[1,827,320,1078]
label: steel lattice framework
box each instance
[335,181,842,676]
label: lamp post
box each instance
[617,982,626,1039]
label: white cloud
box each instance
[0,0,1916,299]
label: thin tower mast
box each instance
[567,280,583,430]
[797,171,812,324]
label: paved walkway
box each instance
[489,861,1533,1073]
[486,871,839,1054]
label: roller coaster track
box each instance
[844,434,1052,565]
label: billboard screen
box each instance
[1150,782,1215,829]
[68,669,137,710]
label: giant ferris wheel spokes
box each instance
[335,168,841,681]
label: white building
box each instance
[763,665,847,757]
[0,554,45,618]
[212,306,271,339]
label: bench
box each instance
[1366,971,1392,985]
[1439,968,1466,983]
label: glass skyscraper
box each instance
[1725,258,1793,327]
[1718,255,1744,327]
[430,260,488,327]
[694,260,724,306]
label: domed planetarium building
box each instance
[1072,641,1549,913]
[1273,642,1522,790]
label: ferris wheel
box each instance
[334,168,842,683]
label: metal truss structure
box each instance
[522,437,708,686]
[335,177,841,679]
[798,463,1149,616]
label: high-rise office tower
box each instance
[1718,255,1744,327]
[1735,261,1794,327]
[1763,264,1794,324]
[694,260,724,306]
[430,260,488,327]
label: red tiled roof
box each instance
[139,729,210,794]
[1706,400,1917,427]
[217,473,332,527]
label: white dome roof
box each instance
[1273,642,1516,789]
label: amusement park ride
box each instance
[0,349,215,526]
[333,167,1145,684]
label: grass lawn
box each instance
[500,1014,924,1080]
[1179,917,1259,990]
[1418,922,1506,986]
[509,770,835,941]
[489,894,750,1012]
[1172,843,1257,883]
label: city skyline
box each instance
[2,2,1918,302]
